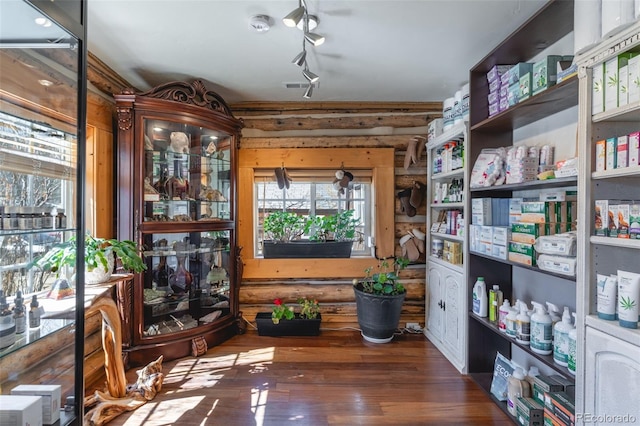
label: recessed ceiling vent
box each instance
[283,82,319,89]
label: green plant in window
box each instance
[305,210,360,242]
[263,211,306,242]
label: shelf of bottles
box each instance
[142,118,232,223]
[140,230,232,338]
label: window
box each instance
[254,172,372,256]
[238,147,395,279]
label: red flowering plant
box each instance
[271,297,320,324]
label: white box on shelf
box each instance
[0,395,43,426]
[427,118,443,142]
[617,135,629,168]
[491,243,508,260]
[11,384,60,425]
[492,226,512,246]
[629,132,640,167]
[472,198,492,225]
[628,55,640,104]
[619,64,629,107]
[480,225,494,244]
[604,54,633,111]
[592,62,604,114]
[469,224,480,252]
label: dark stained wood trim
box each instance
[230,101,443,115]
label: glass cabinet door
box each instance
[140,230,233,340]
[142,118,232,223]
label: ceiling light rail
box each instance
[282,0,324,99]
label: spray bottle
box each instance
[498,299,511,332]
[553,307,573,366]
[546,302,561,336]
[530,302,552,355]
[516,301,531,345]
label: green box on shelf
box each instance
[532,55,564,95]
[519,72,532,102]
[509,62,533,86]
[508,82,520,106]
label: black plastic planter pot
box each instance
[255,312,322,336]
[262,240,353,258]
[353,285,406,343]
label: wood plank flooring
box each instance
[100,329,511,425]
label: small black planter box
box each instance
[262,240,352,258]
[255,312,322,336]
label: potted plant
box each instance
[352,257,409,343]
[262,210,359,258]
[31,233,147,284]
[255,297,322,336]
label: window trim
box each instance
[238,147,395,279]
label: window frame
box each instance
[238,147,395,279]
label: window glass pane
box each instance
[255,177,372,257]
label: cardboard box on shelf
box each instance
[629,132,639,167]
[516,397,544,426]
[532,55,563,95]
[595,139,606,172]
[606,137,617,170]
[595,199,609,236]
[11,384,61,425]
[617,135,629,168]
[0,395,43,426]
[592,62,604,114]
[508,241,536,266]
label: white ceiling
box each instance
[14,0,551,104]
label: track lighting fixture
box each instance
[303,84,313,99]
[302,67,319,83]
[304,31,325,47]
[292,48,306,67]
[283,0,324,98]
[282,5,305,27]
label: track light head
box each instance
[292,50,306,67]
[283,6,305,27]
[304,31,325,46]
[303,84,313,99]
[302,69,319,83]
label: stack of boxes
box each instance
[470,192,578,269]
[486,54,574,119]
[487,65,510,116]
[593,52,639,115]
[509,192,577,267]
[595,130,640,173]
[528,374,575,426]
[0,384,61,425]
[595,199,640,239]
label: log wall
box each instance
[232,102,440,330]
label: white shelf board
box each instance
[590,236,640,250]
[430,202,464,209]
[431,232,464,242]
[427,121,466,150]
[592,166,640,179]
[586,314,640,347]
[428,256,464,274]
[592,101,640,123]
[431,169,464,180]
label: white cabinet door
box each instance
[583,327,640,425]
[443,269,463,360]
[427,264,443,341]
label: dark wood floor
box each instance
[102,329,511,425]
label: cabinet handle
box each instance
[438,300,443,309]
[442,301,445,311]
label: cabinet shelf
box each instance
[470,176,577,193]
[470,313,575,379]
[591,101,640,123]
[427,121,466,150]
[428,256,464,273]
[468,372,514,420]
[431,169,464,180]
[589,236,640,250]
[0,227,74,237]
[470,77,578,132]
[470,251,576,281]
[592,166,640,180]
[585,314,640,347]
[431,232,464,242]
[430,202,464,209]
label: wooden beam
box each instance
[230,101,442,116]
[242,114,435,131]
[239,135,420,149]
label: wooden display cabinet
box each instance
[114,80,244,366]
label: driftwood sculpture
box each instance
[84,297,164,425]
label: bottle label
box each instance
[506,318,517,337]
[530,322,552,351]
[498,309,508,331]
[568,336,576,372]
[516,320,530,342]
[554,331,569,363]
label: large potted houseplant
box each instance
[255,297,322,336]
[353,257,409,343]
[262,210,359,258]
[31,233,147,285]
